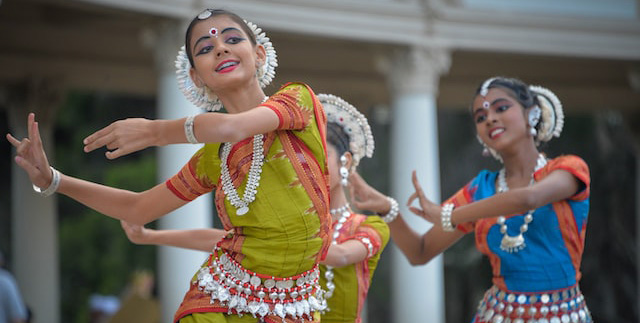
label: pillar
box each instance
[384,46,451,323]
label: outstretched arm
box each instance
[413,170,581,228]
[83,106,279,159]
[349,172,463,265]
[7,113,188,225]
[120,221,228,252]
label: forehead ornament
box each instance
[479,77,497,110]
[197,10,212,20]
[208,27,218,37]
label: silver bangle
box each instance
[441,203,455,232]
[381,196,399,223]
[32,166,61,197]
[184,115,199,144]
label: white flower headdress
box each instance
[529,85,564,143]
[319,94,375,170]
[175,17,278,112]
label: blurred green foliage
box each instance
[55,91,157,323]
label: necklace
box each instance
[220,96,269,216]
[323,204,351,302]
[496,153,547,253]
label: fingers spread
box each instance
[27,113,35,140]
[15,138,31,156]
[6,133,21,147]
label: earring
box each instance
[339,155,349,187]
[476,135,490,157]
[255,60,265,79]
[528,105,541,137]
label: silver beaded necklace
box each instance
[220,97,269,216]
[323,204,352,303]
[496,153,547,253]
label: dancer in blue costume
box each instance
[350,77,592,323]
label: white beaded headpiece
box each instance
[319,94,375,170]
[529,85,564,143]
[175,17,278,112]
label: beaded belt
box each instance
[196,246,327,321]
[476,285,593,323]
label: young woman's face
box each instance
[188,15,265,92]
[472,87,530,152]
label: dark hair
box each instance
[327,122,350,157]
[474,77,538,110]
[184,9,257,67]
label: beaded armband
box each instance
[441,203,455,232]
[380,197,399,223]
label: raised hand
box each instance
[83,118,158,159]
[407,170,441,225]
[6,113,54,190]
[348,172,392,215]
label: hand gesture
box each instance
[407,170,441,225]
[6,113,54,190]
[83,118,157,159]
[120,220,153,245]
[348,172,392,215]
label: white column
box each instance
[385,46,451,323]
[151,21,213,322]
[8,79,62,323]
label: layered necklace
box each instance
[496,153,547,253]
[323,204,352,302]
[220,96,269,216]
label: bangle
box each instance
[184,115,199,144]
[32,166,61,197]
[441,203,455,232]
[380,197,399,223]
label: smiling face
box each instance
[187,14,266,93]
[472,87,531,152]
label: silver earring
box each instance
[482,146,490,157]
[528,105,541,138]
[339,155,349,187]
[476,135,490,157]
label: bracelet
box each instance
[32,166,61,197]
[184,115,199,144]
[380,196,399,223]
[441,203,455,232]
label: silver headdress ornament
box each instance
[175,18,278,112]
[480,77,498,97]
[529,85,564,143]
[318,94,375,170]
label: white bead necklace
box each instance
[496,153,547,253]
[323,203,352,302]
[220,96,269,216]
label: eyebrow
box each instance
[220,27,241,34]
[193,36,211,50]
